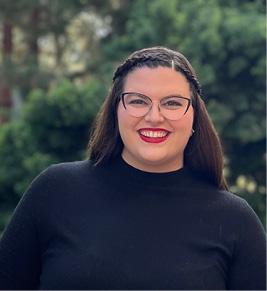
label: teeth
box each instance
[140,130,168,138]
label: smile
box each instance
[138,128,170,143]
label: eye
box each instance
[129,98,148,105]
[164,100,182,106]
[124,93,150,107]
[161,97,184,109]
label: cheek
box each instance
[117,103,137,138]
[117,103,125,127]
[172,108,194,134]
[117,103,129,131]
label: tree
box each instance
[0,78,105,209]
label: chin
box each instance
[140,155,174,167]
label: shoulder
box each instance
[200,189,265,250]
[189,178,262,224]
[209,188,251,213]
[25,160,94,195]
[215,190,252,212]
[186,172,250,214]
[211,190,264,229]
[215,189,247,205]
[43,160,92,179]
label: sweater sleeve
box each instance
[227,199,266,290]
[0,168,51,290]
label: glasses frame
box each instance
[121,92,192,121]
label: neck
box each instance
[121,152,184,173]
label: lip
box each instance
[138,128,171,144]
[138,128,171,133]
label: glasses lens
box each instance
[160,96,190,120]
[123,93,151,117]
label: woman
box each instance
[0,46,265,290]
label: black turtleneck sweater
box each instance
[0,158,266,290]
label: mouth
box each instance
[138,128,170,143]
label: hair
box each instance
[88,46,228,190]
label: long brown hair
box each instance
[88,47,228,190]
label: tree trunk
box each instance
[0,19,13,124]
[3,19,13,58]
[29,7,40,65]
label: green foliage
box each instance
[0,122,28,199]
[0,78,105,207]
[22,79,105,159]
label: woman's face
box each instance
[117,66,194,172]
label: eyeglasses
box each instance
[121,92,192,121]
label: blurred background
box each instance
[0,0,265,235]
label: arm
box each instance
[0,169,49,289]
[227,200,266,290]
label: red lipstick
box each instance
[138,128,170,144]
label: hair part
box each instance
[88,46,228,190]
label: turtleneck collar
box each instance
[95,155,200,190]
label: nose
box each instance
[144,102,165,123]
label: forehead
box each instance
[123,67,191,98]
